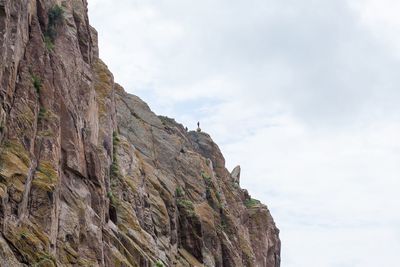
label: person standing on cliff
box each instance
[197,122,201,132]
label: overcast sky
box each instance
[88,1,400,266]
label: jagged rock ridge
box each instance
[0,0,280,266]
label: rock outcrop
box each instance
[0,0,280,266]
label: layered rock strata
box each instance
[0,0,280,266]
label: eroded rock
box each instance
[0,0,280,266]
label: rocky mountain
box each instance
[0,0,280,266]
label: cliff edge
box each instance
[0,0,280,266]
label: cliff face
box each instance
[0,1,280,266]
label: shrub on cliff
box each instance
[175,187,184,197]
[177,199,196,217]
[31,74,42,94]
[111,131,121,178]
[244,198,261,208]
[45,5,64,49]
[48,5,64,26]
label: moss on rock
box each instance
[33,161,58,192]
[94,60,114,115]
[244,198,261,208]
[4,224,51,264]
[0,140,30,184]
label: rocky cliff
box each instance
[0,0,280,266]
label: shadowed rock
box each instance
[0,0,280,266]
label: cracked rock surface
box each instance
[0,0,280,266]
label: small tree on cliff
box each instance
[45,5,65,49]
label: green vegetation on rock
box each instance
[34,253,56,267]
[201,171,211,183]
[48,5,64,26]
[94,60,113,114]
[38,108,57,123]
[111,131,121,179]
[107,191,117,206]
[177,199,195,217]
[7,225,52,265]
[37,129,54,138]
[33,161,58,192]
[177,199,194,210]
[201,171,213,200]
[0,140,30,181]
[216,191,221,202]
[158,115,175,127]
[38,107,47,121]
[20,231,29,239]
[113,131,120,145]
[44,5,64,50]
[244,198,261,208]
[44,36,54,51]
[175,187,185,198]
[31,74,42,95]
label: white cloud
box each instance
[351,0,400,57]
[224,119,400,266]
[88,0,400,266]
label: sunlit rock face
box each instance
[0,0,280,266]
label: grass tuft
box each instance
[31,74,42,94]
[175,187,184,198]
[244,198,261,208]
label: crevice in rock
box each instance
[73,10,91,64]
[149,126,159,167]
[109,204,117,224]
[0,1,280,265]
[17,157,37,221]
[49,184,60,255]
[36,0,46,34]
[2,233,29,264]
[63,165,87,181]
[0,5,6,17]
[17,82,41,221]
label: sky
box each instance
[88,1,400,266]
